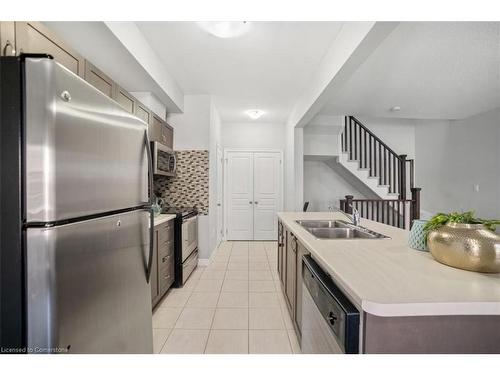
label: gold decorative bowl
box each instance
[427,223,500,273]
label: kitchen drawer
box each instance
[158,238,173,258]
[158,222,174,244]
[159,255,174,294]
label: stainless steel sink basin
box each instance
[295,220,390,240]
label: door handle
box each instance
[249,201,253,204]
[254,201,258,204]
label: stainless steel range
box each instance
[161,207,199,286]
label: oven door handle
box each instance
[144,130,154,283]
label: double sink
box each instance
[296,220,390,240]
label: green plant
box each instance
[424,211,500,234]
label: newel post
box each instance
[410,188,421,221]
[399,154,407,200]
[345,195,353,214]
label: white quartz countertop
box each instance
[153,214,176,226]
[278,211,500,317]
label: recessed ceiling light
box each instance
[197,21,250,38]
[390,106,401,112]
[245,109,265,120]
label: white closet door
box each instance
[253,152,281,240]
[226,152,254,240]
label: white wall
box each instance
[167,95,211,150]
[221,122,285,150]
[166,95,222,261]
[303,160,367,212]
[415,108,500,219]
[356,117,416,158]
[303,126,342,157]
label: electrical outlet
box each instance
[473,184,480,192]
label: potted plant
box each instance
[424,211,500,273]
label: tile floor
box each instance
[152,241,301,354]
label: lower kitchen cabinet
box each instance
[277,219,310,340]
[151,220,175,308]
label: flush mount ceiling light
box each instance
[245,109,265,120]
[197,21,250,38]
[390,106,401,112]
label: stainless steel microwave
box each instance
[151,141,176,177]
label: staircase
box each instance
[337,116,421,229]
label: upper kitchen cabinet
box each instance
[149,114,173,149]
[135,101,152,125]
[15,22,85,77]
[0,22,16,56]
[113,85,136,114]
[84,61,115,98]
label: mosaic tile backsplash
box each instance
[154,150,209,214]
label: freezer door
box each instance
[26,210,153,354]
[24,57,149,223]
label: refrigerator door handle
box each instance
[144,130,154,283]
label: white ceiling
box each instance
[136,22,344,123]
[319,22,500,120]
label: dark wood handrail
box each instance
[340,188,421,229]
[349,116,401,160]
[341,116,418,199]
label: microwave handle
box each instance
[172,153,177,173]
[144,130,154,283]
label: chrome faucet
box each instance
[328,204,361,227]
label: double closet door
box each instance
[226,151,282,241]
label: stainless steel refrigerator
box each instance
[0,55,154,353]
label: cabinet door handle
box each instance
[254,201,258,204]
[249,201,253,204]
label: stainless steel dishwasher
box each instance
[301,255,360,354]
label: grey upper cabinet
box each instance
[149,114,174,149]
[113,85,136,114]
[0,22,16,56]
[15,22,85,77]
[135,102,152,125]
[84,61,115,98]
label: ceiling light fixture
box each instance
[245,109,265,120]
[390,106,401,112]
[197,21,250,38]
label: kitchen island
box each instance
[278,211,500,354]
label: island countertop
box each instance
[278,211,500,317]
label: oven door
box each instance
[181,215,198,262]
[152,142,176,177]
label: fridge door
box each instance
[24,57,149,223]
[26,210,153,354]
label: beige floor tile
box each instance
[249,308,285,329]
[186,292,220,308]
[222,279,249,292]
[212,308,249,329]
[249,280,276,292]
[153,328,171,354]
[160,329,209,354]
[249,330,292,354]
[231,242,249,251]
[281,305,295,330]
[189,266,205,280]
[288,329,301,354]
[249,292,280,308]
[217,292,249,308]
[200,269,226,280]
[152,307,182,328]
[225,270,249,280]
[249,262,269,270]
[181,275,200,290]
[194,278,223,292]
[217,242,233,252]
[229,256,249,264]
[212,255,229,263]
[157,290,192,308]
[175,308,215,329]
[271,269,280,281]
[205,330,249,354]
[249,269,273,281]
[227,262,249,270]
[206,262,228,271]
